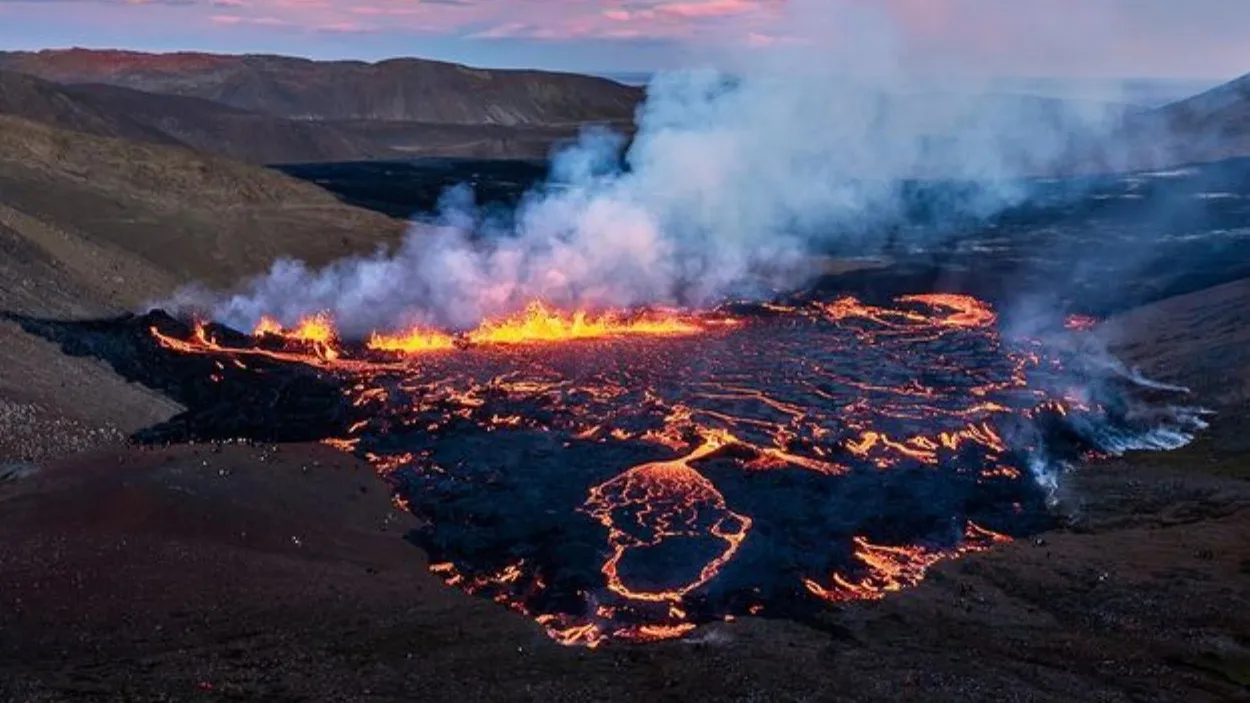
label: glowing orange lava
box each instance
[1065,314,1100,331]
[251,311,342,361]
[803,522,1012,603]
[366,327,458,354]
[152,318,372,369]
[820,293,997,331]
[466,301,703,346]
[176,301,714,358]
[583,430,752,603]
[899,294,998,328]
[252,315,283,337]
[139,291,1106,648]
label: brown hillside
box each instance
[0,69,181,147]
[0,115,407,449]
[0,69,392,164]
[1146,72,1250,164]
[1099,72,1250,170]
[58,81,392,163]
[0,48,643,126]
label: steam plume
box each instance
[174,1,1138,336]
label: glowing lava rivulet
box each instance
[16,294,1205,648]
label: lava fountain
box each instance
[14,293,1206,647]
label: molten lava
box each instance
[1064,314,1100,331]
[465,301,703,346]
[899,293,998,328]
[49,292,1196,648]
[210,302,713,359]
[252,311,342,361]
[366,328,458,354]
[584,429,752,604]
[802,522,1011,603]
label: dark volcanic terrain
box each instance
[1,284,1248,702]
[2,57,1250,701]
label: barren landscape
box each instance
[1,48,1249,703]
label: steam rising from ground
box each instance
[173,1,1138,336]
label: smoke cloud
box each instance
[176,0,1141,336]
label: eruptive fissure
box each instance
[15,292,1205,647]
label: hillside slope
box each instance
[0,115,407,450]
[0,69,181,147]
[1103,72,1250,170]
[0,48,643,126]
[0,70,391,164]
[1149,72,1250,163]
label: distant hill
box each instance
[0,48,642,127]
[4,48,1246,173]
[1146,72,1250,162]
[889,72,1250,176]
[1090,72,1250,172]
[0,68,607,164]
[0,69,182,147]
[0,70,390,164]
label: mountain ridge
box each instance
[3,48,1249,172]
[1109,71,1250,169]
[0,48,643,126]
[0,69,392,163]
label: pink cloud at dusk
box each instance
[0,0,786,44]
[0,0,1247,78]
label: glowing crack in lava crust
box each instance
[27,294,1203,647]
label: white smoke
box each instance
[173,0,1138,337]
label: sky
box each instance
[0,0,1248,80]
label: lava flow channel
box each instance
[14,294,1204,647]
